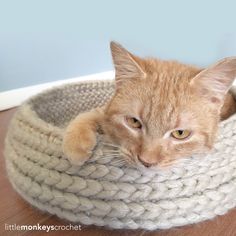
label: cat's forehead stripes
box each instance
[138,81,188,135]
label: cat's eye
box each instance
[171,130,191,140]
[126,117,142,129]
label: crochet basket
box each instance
[4,80,236,231]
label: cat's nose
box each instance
[137,155,159,167]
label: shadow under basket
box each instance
[4,80,236,231]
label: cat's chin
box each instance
[134,155,196,171]
[135,160,174,172]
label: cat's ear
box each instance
[110,41,146,82]
[190,57,236,105]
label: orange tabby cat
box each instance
[63,42,236,168]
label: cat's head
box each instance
[102,42,236,168]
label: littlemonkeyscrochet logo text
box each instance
[5,223,81,232]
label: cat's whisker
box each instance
[121,165,132,172]
[97,155,114,160]
[104,151,120,155]
[117,150,131,163]
[120,152,130,159]
[120,149,132,157]
[119,152,137,167]
[106,155,120,158]
[112,159,126,166]
[101,142,120,148]
[102,153,120,158]
[103,148,120,153]
[99,155,119,161]
[103,150,120,154]
[104,148,120,152]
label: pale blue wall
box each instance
[1,0,236,91]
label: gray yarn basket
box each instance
[4,80,236,230]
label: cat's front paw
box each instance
[63,127,97,166]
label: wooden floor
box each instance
[1,109,236,236]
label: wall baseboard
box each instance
[0,71,114,111]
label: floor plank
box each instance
[1,108,236,236]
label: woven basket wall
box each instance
[4,80,236,230]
